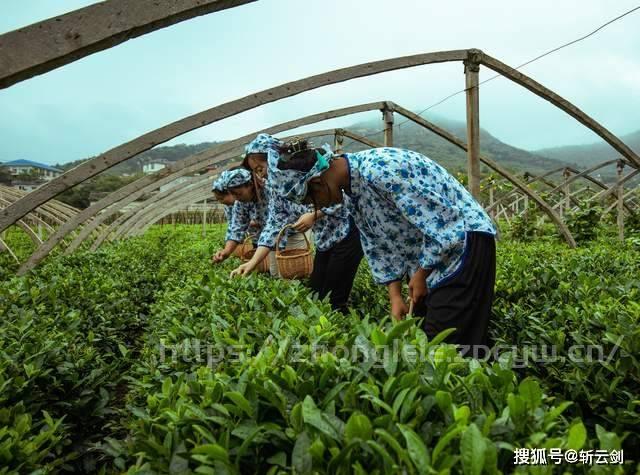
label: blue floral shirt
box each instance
[258,184,308,250]
[313,204,352,252]
[345,148,496,288]
[225,200,267,243]
[223,204,233,223]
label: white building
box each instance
[2,159,63,181]
[143,160,168,174]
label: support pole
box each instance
[203,198,207,237]
[334,133,344,154]
[488,185,494,219]
[383,107,394,147]
[563,168,571,214]
[464,58,481,200]
[617,160,625,241]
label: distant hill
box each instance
[339,116,572,177]
[56,142,221,175]
[53,115,575,180]
[535,130,640,168]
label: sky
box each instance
[1,0,639,166]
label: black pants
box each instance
[413,232,496,350]
[310,225,364,313]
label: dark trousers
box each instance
[413,232,496,350]
[310,226,364,313]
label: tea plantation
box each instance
[0,224,638,474]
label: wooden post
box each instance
[202,198,207,238]
[382,107,394,147]
[488,185,494,219]
[464,58,481,200]
[334,133,344,154]
[563,168,571,213]
[617,160,624,241]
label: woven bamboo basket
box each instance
[234,235,254,259]
[240,235,269,273]
[275,225,313,279]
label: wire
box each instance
[341,5,640,150]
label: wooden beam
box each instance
[589,168,640,202]
[617,160,625,241]
[382,105,394,146]
[0,0,257,89]
[18,102,386,272]
[106,128,384,245]
[66,176,202,253]
[0,51,467,234]
[464,56,481,199]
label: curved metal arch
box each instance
[25,101,389,269]
[544,166,635,213]
[125,189,213,239]
[0,184,79,216]
[604,188,639,214]
[20,91,579,273]
[79,176,205,251]
[0,0,257,89]
[589,168,640,203]
[551,186,595,211]
[105,128,345,244]
[478,53,640,167]
[96,128,373,246]
[0,186,74,226]
[486,167,574,214]
[130,190,214,239]
[0,237,20,265]
[70,109,383,252]
[4,48,639,236]
[0,201,42,247]
[0,50,470,233]
[121,120,577,249]
[485,161,637,215]
[101,175,213,246]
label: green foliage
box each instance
[56,174,143,209]
[565,203,603,243]
[509,204,542,241]
[0,225,637,473]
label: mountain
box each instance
[56,141,221,175]
[534,130,640,169]
[338,116,572,178]
[54,116,572,180]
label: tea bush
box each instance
[0,224,637,474]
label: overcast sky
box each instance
[1,0,639,165]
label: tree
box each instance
[0,167,12,184]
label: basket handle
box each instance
[275,224,312,256]
[242,234,256,247]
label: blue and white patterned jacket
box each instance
[313,204,352,252]
[225,200,267,243]
[258,184,308,250]
[344,148,496,288]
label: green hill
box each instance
[335,115,572,178]
[55,116,576,181]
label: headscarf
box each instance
[267,143,335,203]
[213,169,252,192]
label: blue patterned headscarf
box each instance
[267,143,334,203]
[211,176,226,193]
[244,133,285,165]
[214,169,252,192]
[245,133,335,203]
